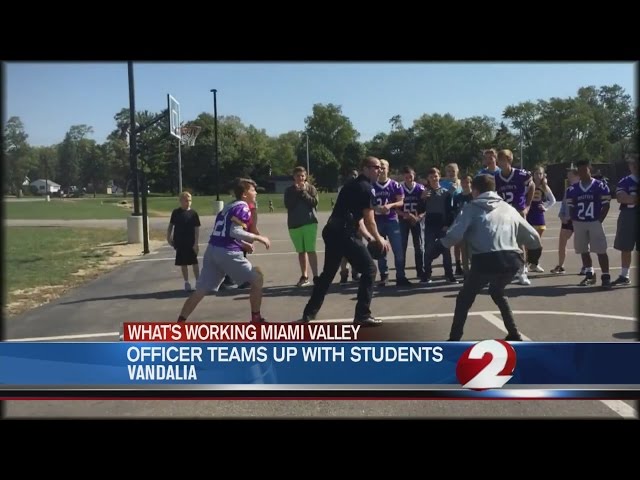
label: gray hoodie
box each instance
[440,191,541,256]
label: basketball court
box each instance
[3,92,637,418]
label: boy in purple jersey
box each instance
[612,154,638,285]
[526,166,556,272]
[373,159,410,286]
[496,149,536,285]
[176,178,272,324]
[398,166,426,280]
[565,160,612,288]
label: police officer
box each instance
[301,156,390,326]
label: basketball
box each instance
[367,240,385,260]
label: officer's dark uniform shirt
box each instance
[330,174,376,228]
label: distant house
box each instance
[30,179,61,195]
[267,175,293,194]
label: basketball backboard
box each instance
[167,94,181,139]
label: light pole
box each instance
[519,127,524,170]
[211,89,223,214]
[306,132,310,174]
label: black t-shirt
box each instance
[330,174,376,226]
[170,208,201,248]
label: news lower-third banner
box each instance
[1,340,639,399]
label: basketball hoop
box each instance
[180,126,202,147]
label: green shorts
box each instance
[289,223,318,253]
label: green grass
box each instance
[4,227,126,296]
[5,192,338,219]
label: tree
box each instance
[4,116,35,195]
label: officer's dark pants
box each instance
[448,267,519,341]
[304,224,377,320]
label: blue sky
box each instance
[4,62,637,147]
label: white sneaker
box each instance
[517,273,531,285]
[529,263,544,273]
[185,281,192,292]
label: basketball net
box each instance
[180,126,202,147]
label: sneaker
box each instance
[579,272,596,286]
[184,281,192,292]
[612,275,630,286]
[250,317,268,324]
[505,333,523,341]
[579,266,587,275]
[396,277,413,287]
[296,276,311,287]
[528,263,544,273]
[300,312,316,323]
[352,272,360,281]
[339,270,349,284]
[455,265,464,276]
[238,281,251,289]
[516,273,531,285]
[353,316,382,327]
[601,273,612,289]
[446,275,459,284]
[550,265,566,274]
[378,274,388,287]
[420,275,433,284]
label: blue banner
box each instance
[1,341,640,390]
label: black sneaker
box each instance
[300,312,316,323]
[505,333,523,341]
[238,281,251,289]
[396,277,413,287]
[579,272,596,286]
[354,316,382,327]
[455,266,464,276]
[420,275,432,284]
[601,273,612,289]
[339,270,349,284]
[378,274,388,287]
[352,272,360,281]
[550,265,566,274]
[446,275,459,284]
[612,275,631,286]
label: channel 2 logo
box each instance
[456,340,517,390]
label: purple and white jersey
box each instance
[373,179,404,221]
[209,200,252,251]
[566,179,611,222]
[616,175,638,210]
[526,186,549,226]
[495,168,532,211]
[400,181,425,215]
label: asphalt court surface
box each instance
[3,204,638,418]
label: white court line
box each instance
[133,246,630,262]
[5,332,120,342]
[8,310,633,343]
[478,312,636,420]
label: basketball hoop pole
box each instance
[211,89,220,201]
[127,62,141,216]
[178,134,183,193]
